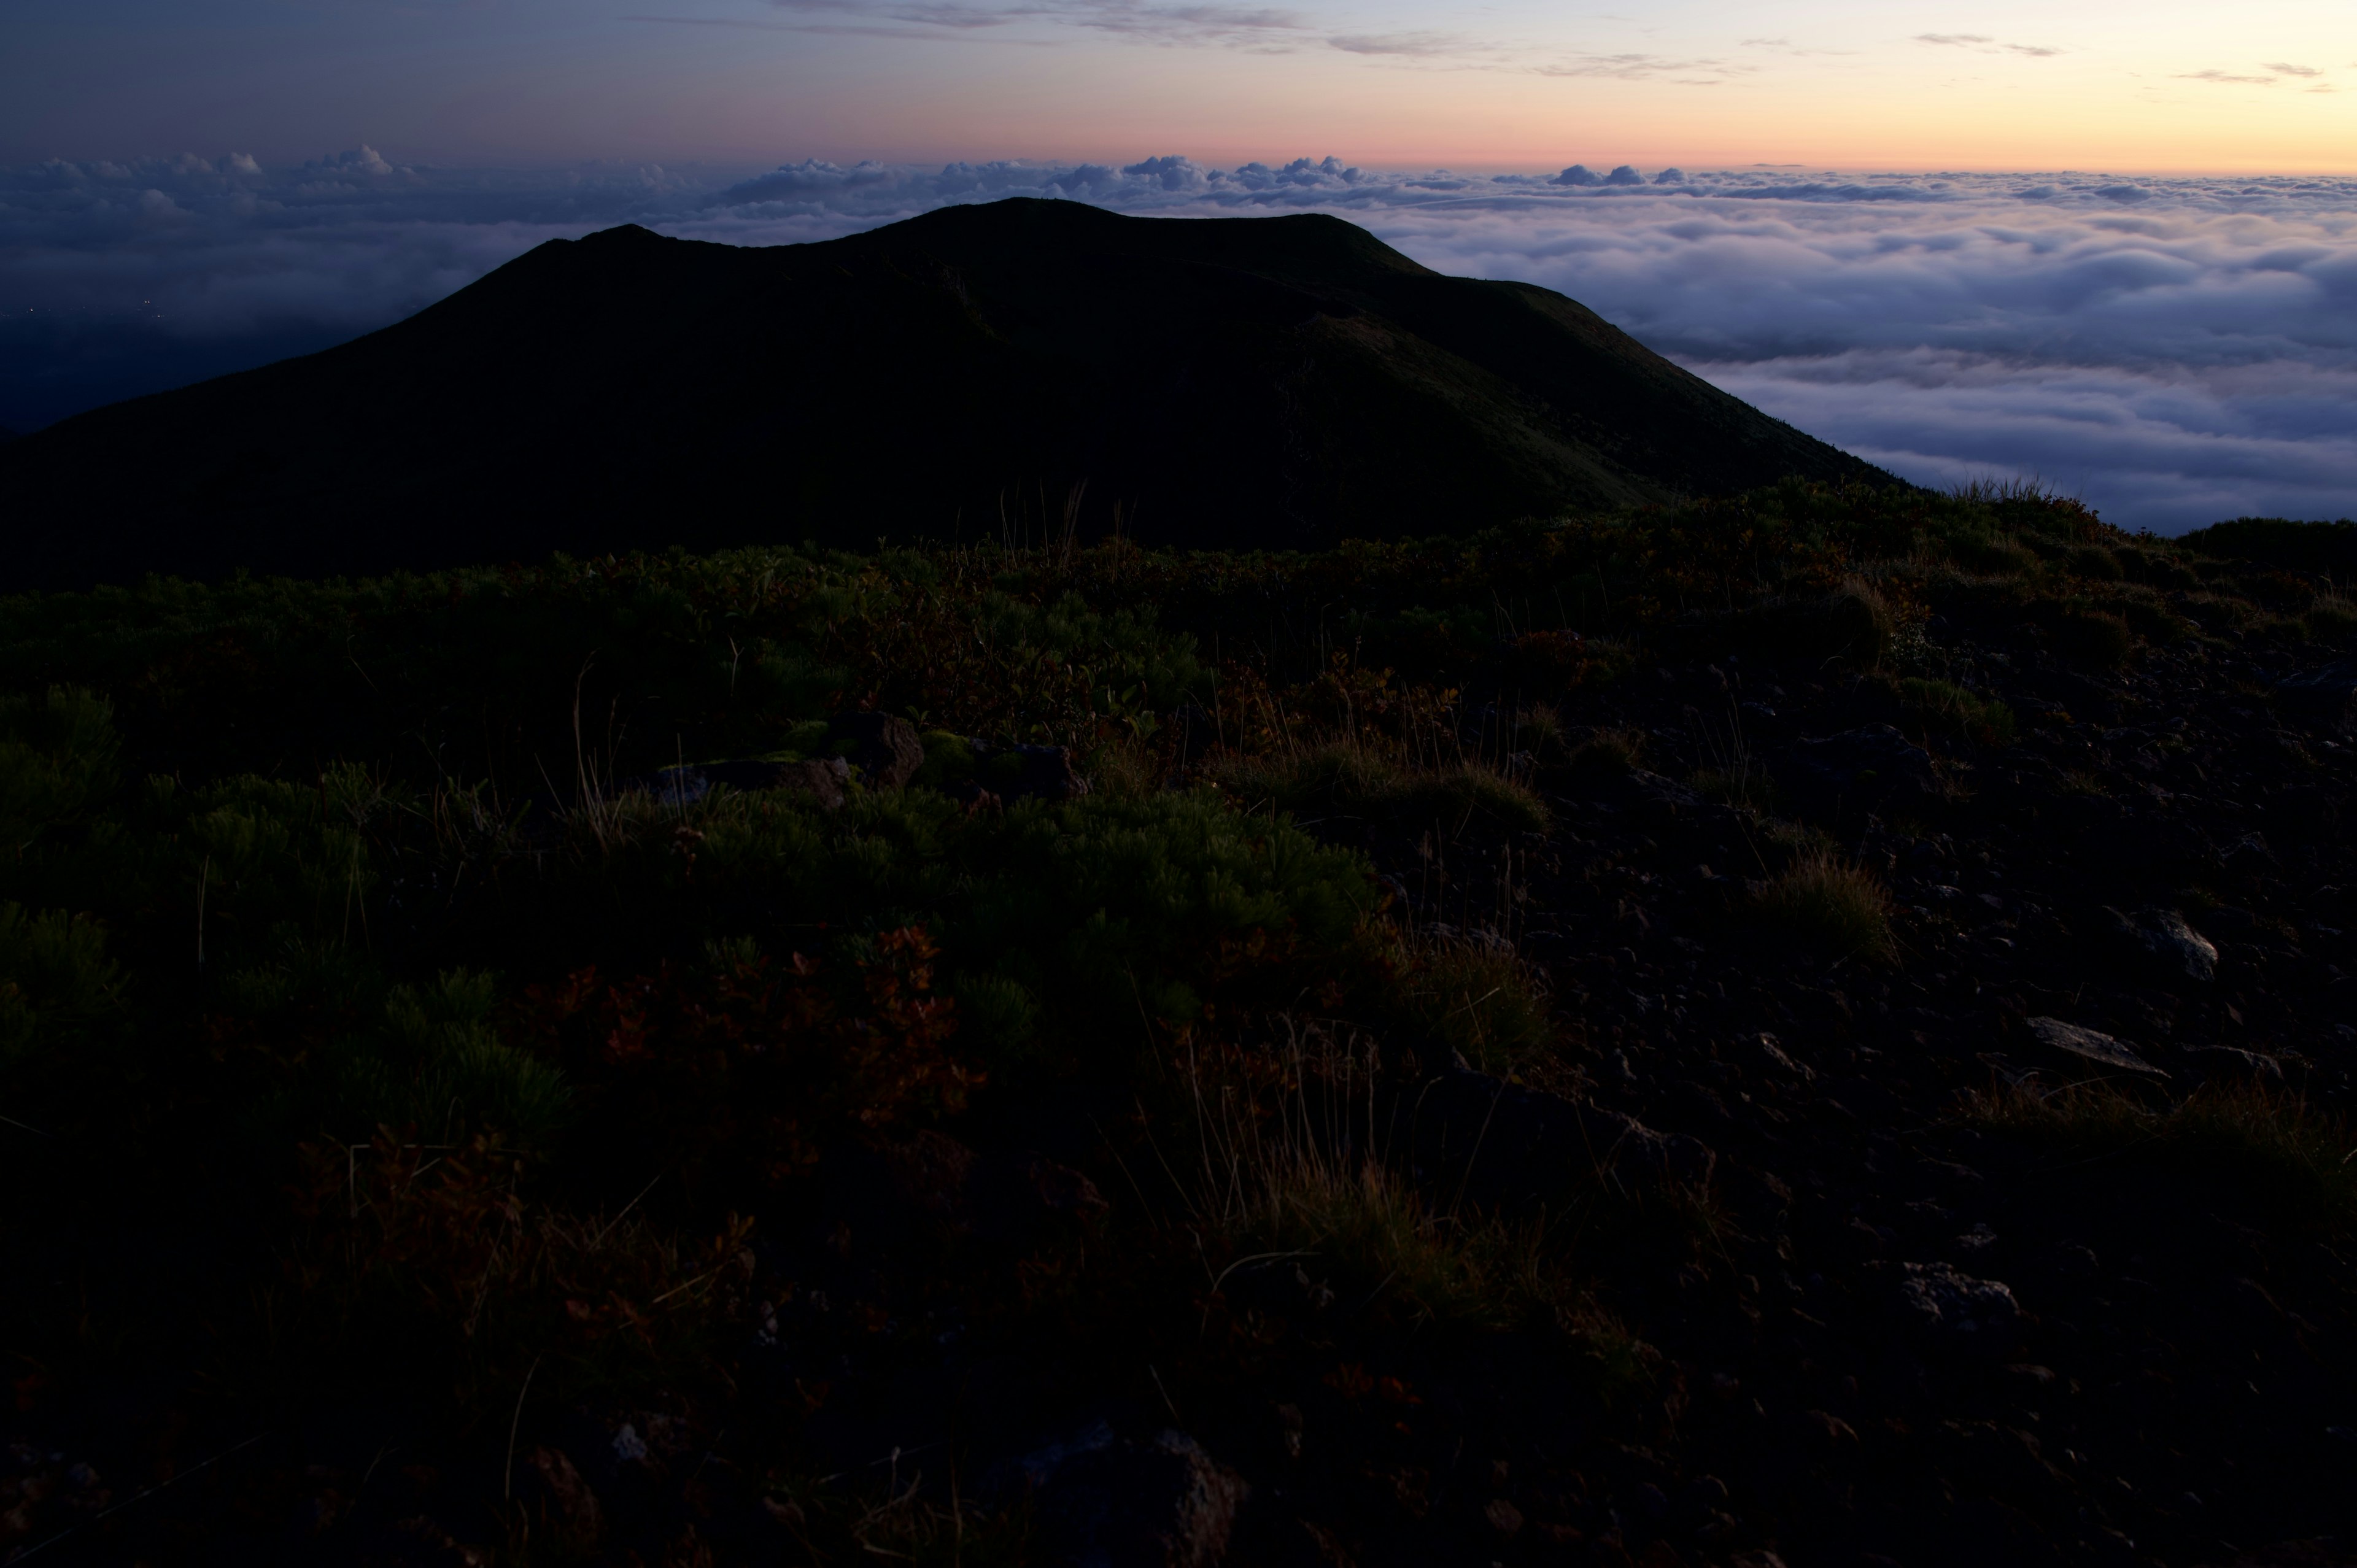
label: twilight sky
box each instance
[0,0,2347,172]
[4,0,2355,530]
[6,0,2353,172]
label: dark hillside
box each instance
[2181,516,2357,580]
[1,485,2351,1566]
[1,199,1892,590]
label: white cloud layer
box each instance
[6,151,2355,533]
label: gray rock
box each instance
[828,711,925,789]
[526,1446,604,1552]
[2276,658,2357,730]
[1620,768,1704,820]
[1028,1427,1247,1568]
[1758,1032,1816,1081]
[2105,906,2218,982]
[1886,1261,2022,1345]
[2026,1016,2167,1076]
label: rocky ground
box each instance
[1344,633,2356,1567]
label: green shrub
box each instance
[0,902,123,1070]
[584,786,1382,1075]
[1898,678,2018,746]
[910,729,980,788]
[947,792,1382,1063]
[759,717,832,761]
[328,970,571,1149]
[973,590,1207,712]
[0,686,120,854]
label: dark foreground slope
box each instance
[1,199,1891,590]
[1,485,2351,1566]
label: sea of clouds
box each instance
[6,149,2355,532]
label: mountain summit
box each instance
[4,198,1894,589]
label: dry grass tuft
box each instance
[2049,606,2135,669]
[1392,932,1554,1073]
[1752,849,1896,962]
[1567,727,1646,776]
[2307,593,2357,645]
[1174,1028,1545,1331]
[1969,1080,2356,1229]
[1208,740,1547,833]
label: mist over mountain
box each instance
[1,197,1889,590]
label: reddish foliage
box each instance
[288,1129,756,1367]
[514,926,977,1192]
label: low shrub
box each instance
[325,969,571,1152]
[0,686,121,854]
[2178,517,2357,581]
[2261,615,2312,646]
[0,902,124,1072]
[2304,597,2357,644]
[1946,531,2040,576]
[2116,595,2194,645]
[1897,677,2019,746]
[1208,744,1546,834]
[2065,546,2124,581]
[2048,607,2135,669]
[1209,741,1401,818]
[1673,580,1895,668]
[2115,545,2203,590]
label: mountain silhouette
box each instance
[2,198,1896,589]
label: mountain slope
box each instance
[2,198,1897,589]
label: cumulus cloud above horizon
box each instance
[5,149,2355,534]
